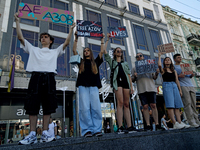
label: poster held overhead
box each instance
[107,26,128,38]
[76,20,103,37]
[18,3,74,25]
[157,43,175,54]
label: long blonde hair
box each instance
[79,47,98,74]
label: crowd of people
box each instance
[13,12,199,145]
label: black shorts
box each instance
[117,78,129,89]
[24,72,58,115]
[138,92,156,106]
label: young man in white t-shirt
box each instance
[14,13,75,145]
[48,116,57,138]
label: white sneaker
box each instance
[18,132,37,145]
[173,122,185,129]
[180,122,190,128]
[190,123,199,128]
[40,131,55,143]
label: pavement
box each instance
[0,127,200,150]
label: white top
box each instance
[48,122,57,137]
[20,39,65,74]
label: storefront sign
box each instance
[157,43,175,54]
[180,63,193,75]
[107,26,128,38]
[18,3,74,25]
[16,109,43,116]
[76,20,103,37]
[135,59,158,75]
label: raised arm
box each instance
[72,31,78,55]
[158,52,164,75]
[63,23,76,50]
[104,33,110,54]
[99,33,105,59]
[175,70,182,97]
[153,68,160,80]
[14,13,25,46]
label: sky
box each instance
[160,0,200,23]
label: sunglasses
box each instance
[136,55,143,58]
[116,50,123,53]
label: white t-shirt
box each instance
[48,122,57,137]
[20,39,65,73]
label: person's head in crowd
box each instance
[163,57,174,72]
[79,47,98,75]
[136,52,144,61]
[173,53,182,63]
[113,47,124,61]
[39,32,54,49]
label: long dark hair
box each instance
[113,47,124,61]
[163,57,174,72]
[79,47,98,74]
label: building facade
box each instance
[0,0,171,144]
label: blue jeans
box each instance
[162,82,184,108]
[79,86,102,136]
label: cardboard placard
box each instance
[157,43,175,54]
[180,63,193,75]
[107,26,128,38]
[135,59,158,75]
[76,20,103,37]
[18,3,74,25]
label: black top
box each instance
[162,71,176,82]
[117,62,127,83]
[76,55,103,89]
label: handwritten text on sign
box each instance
[135,59,158,75]
[107,26,128,38]
[18,3,74,25]
[180,63,193,75]
[157,43,175,54]
[76,20,103,37]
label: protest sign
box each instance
[135,59,158,75]
[76,20,103,37]
[180,63,193,75]
[18,3,74,25]
[107,26,128,38]
[157,43,175,54]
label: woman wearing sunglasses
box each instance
[103,33,136,134]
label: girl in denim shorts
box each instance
[158,53,190,129]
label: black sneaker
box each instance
[84,131,92,137]
[156,124,163,131]
[93,132,103,137]
[117,126,128,134]
[127,126,138,133]
[146,125,151,132]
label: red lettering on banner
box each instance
[90,33,103,37]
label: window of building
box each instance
[88,44,108,79]
[133,24,148,51]
[143,54,150,60]
[107,17,124,45]
[149,29,161,53]
[86,10,102,40]
[128,2,140,15]
[10,29,38,71]
[49,0,69,33]
[105,0,117,6]
[16,0,40,26]
[51,36,70,76]
[143,8,154,20]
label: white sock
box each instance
[42,130,48,134]
[30,131,36,136]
